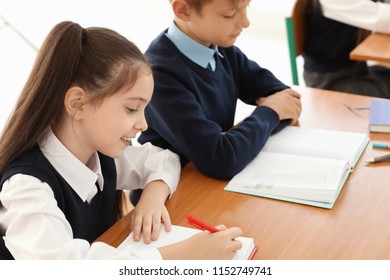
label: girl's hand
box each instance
[158,225,243,260]
[131,180,171,244]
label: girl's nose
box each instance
[135,115,148,132]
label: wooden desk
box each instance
[97,87,390,259]
[350,33,390,64]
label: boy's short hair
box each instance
[170,0,240,14]
[183,0,213,12]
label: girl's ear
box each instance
[171,0,192,21]
[64,86,87,120]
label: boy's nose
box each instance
[241,15,250,28]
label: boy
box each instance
[138,0,302,181]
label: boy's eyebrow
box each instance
[235,0,251,9]
[223,0,251,11]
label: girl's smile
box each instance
[120,136,132,146]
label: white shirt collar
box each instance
[38,128,104,202]
[166,21,223,69]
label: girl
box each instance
[0,21,242,259]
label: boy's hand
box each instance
[256,88,302,125]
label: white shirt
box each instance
[0,129,181,259]
[319,0,390,34]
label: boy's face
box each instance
[184,0,250,47]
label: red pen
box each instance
[186,214,220,233]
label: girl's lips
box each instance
[121,136,131,145]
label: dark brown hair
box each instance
[0,21,150,172]
[0,21,151,220]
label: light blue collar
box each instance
[166,21,223,70]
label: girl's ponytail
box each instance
[0,21,85,172]
[0,20,150,174]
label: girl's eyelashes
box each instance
[126,107,138,113]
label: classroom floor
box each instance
[0,0,301,131]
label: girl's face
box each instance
[183,0,251,47]
[80,72,153,159]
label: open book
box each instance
[224,126,370,209]
[118,225,257,260]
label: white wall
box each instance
[0,0,298,130]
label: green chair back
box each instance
[285,0,311,85]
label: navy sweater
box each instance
[303,0,361,72]
[0,146,117,259]
[139,30,290,180]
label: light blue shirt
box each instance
[166,22,223,71]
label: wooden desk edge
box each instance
[350,33,390,64]
[95,212,132,248]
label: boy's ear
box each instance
[64,86,87,120]
[171,0,192,21]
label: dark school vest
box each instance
[0,146,117,259]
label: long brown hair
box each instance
[0,21,150,172]
[0,21,151,220]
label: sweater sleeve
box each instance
[231,45,290,105]
[141,73,282,180]
[140,40,290,180]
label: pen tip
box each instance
[365,158,374,163]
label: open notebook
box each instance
[117,225,257,260]
[224,126,370,209]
